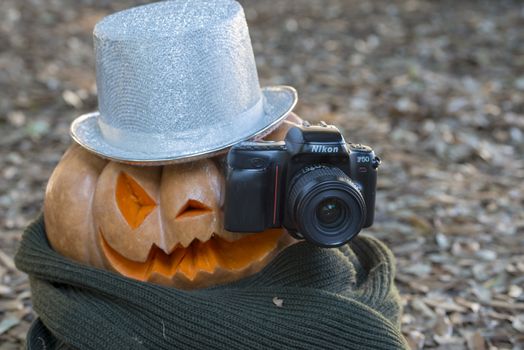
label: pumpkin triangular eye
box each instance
[176,199,211,219]
[116,172,157,228]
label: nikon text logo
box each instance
[311,145,339,153]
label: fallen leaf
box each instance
[512,314,524,333]
[272,297,283,308]
[465,331,485,350]
[433,310,453,338]
[0,249,16,270]
[0,314,20,335]
[406,330,425,350]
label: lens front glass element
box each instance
[316,197,347,228]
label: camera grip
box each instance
[224,167,270,232]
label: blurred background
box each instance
[0,0,523,349]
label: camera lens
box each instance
[287,166,366,247]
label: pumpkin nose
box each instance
[159,159,224,251]
[175,199,213,220]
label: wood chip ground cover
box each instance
[1,0,523,348]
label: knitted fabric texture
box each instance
[15,216,408,350]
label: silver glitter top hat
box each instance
[71,0,297,164]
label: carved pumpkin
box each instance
[44,114,302,289]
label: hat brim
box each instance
[70,86,297,165]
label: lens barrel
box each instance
[287,166,366,247]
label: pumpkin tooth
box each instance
[165,235,212,251]
[177,244,198,280]
[175,239,219,279]
[148,245,174,277]
[168,246,187,276]
[194,240,218,274]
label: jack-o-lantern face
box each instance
[44,114,302,289]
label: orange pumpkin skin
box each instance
[44,114,302,289]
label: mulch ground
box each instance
[1,0,523,349]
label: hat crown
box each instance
[94,0,261,141]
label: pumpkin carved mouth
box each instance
[100,229,284,281]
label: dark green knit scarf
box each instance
[15,216,408,350]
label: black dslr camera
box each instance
[224,122,380,247]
